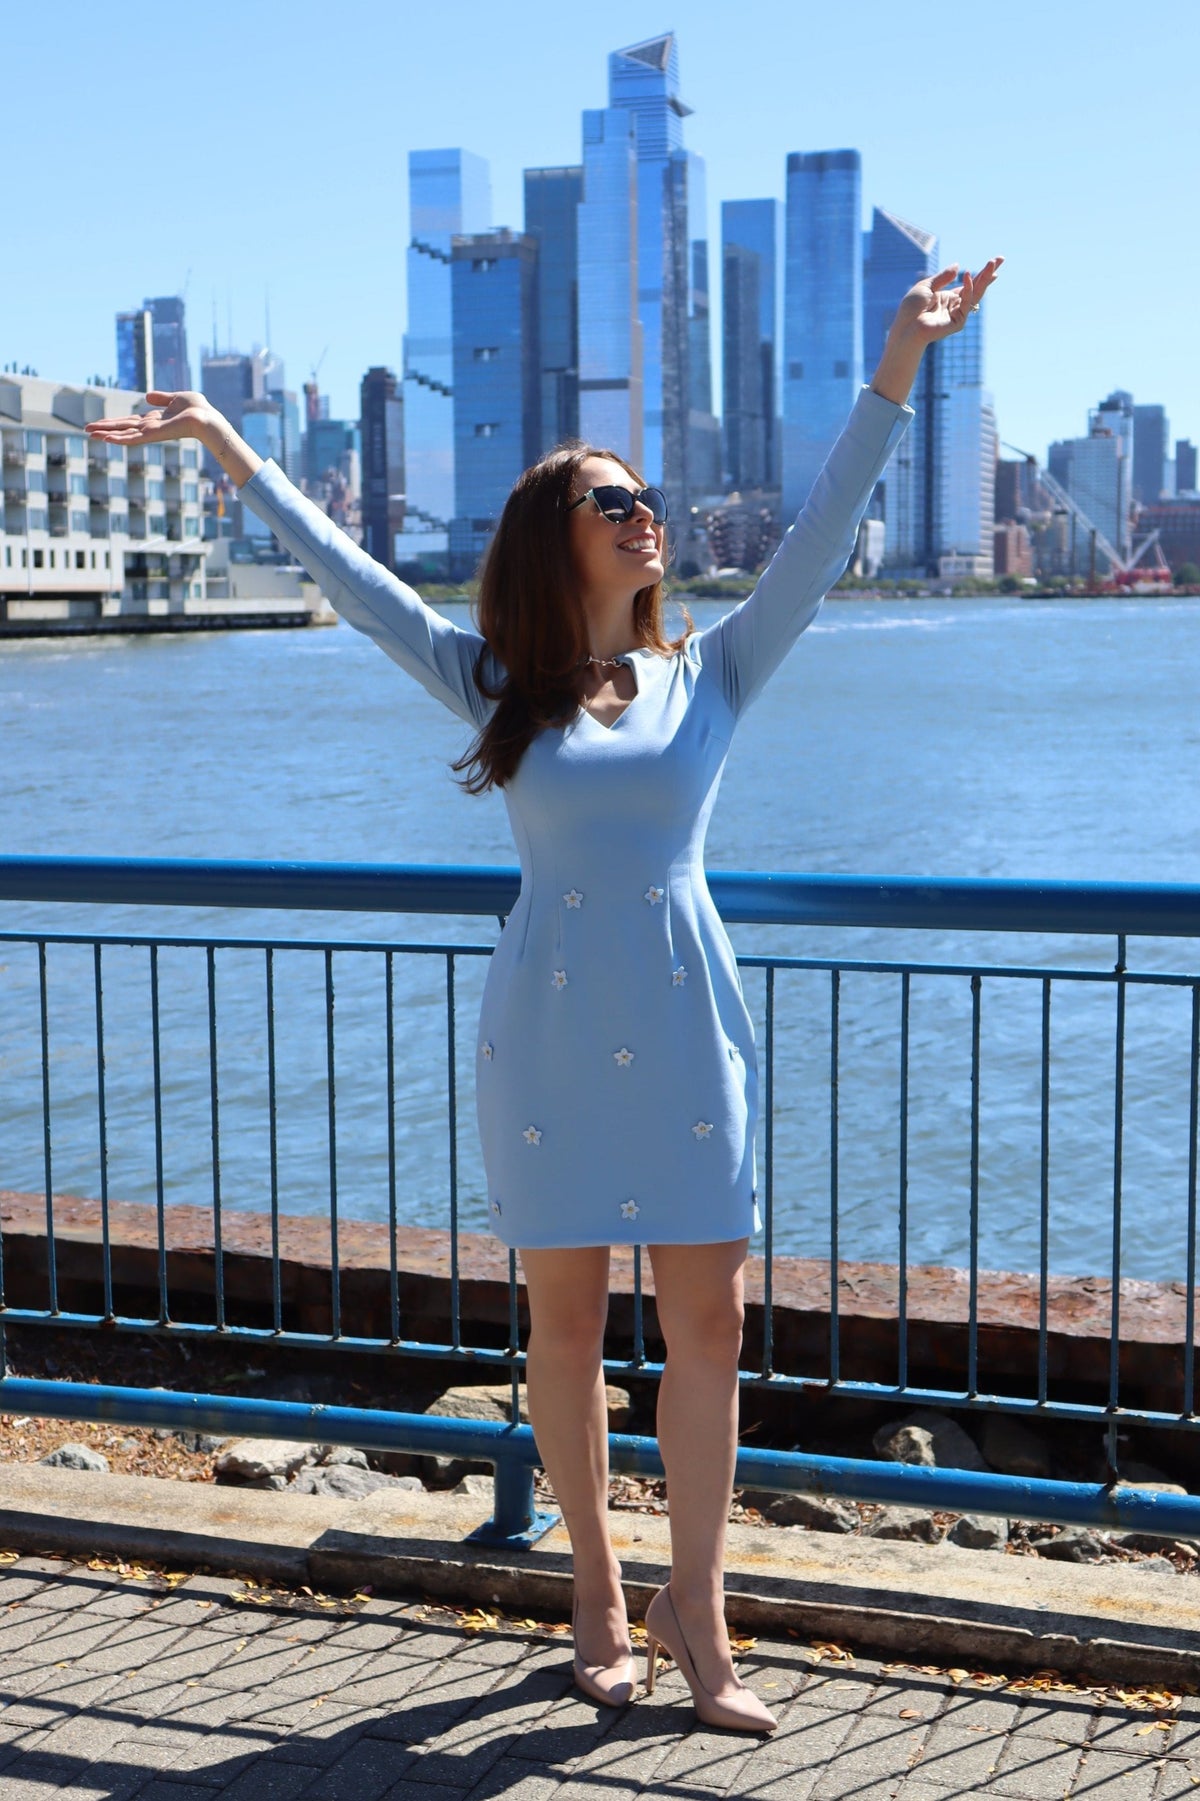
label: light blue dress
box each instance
[238,385,912,1249]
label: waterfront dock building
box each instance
[0,374,208,622]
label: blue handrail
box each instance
[3,853,1200,935]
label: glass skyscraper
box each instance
[1132,403,1170,503]
[577,107,643,471]
[862,207,937,568]
[721,199,783,490]
[605,35,715,510]
[402,149,491,560]
[144,297,191,393]
[931,311,997,575]
[450,230,540,532]
[782,150,862,518]
[523,166,582,451]
[116,310,153,393]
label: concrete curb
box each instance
[1,1463,1196,1688]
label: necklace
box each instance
[579,653,628,670]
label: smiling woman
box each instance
[80,252,1000,1734]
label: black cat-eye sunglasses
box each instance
[566,484,669,525]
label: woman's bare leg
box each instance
[647,1236,749,1695]
[520,1244,630,1666]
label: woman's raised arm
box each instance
[85,392,499,729]
[692,257,1004,723]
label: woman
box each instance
[86,254,1001,1734]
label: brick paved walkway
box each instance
[0,1556,1190,1800]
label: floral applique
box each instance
[644,884,665,906]
[523,1126,543,1146]
[613,1047,635,1068]
[691,1121,714,1140]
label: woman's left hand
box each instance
[893,257,1005,346]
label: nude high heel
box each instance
[643,1583,777,1734]
[571,1594,637,1707]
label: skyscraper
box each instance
[360,366,405,573]
[782,150,862,519]
[1132,403,1170,503]
[862,207,937,568]
[449,230,540,570]
[401,149,491,562]
[116,310,154,393]
[143,297,191,392]
[931,312,997,576]
[1049,391,1134,563]
[606,35,715,510]
[721,199,783,491]
[523,165,582,451]
[1178,440,1198,494]
[577,106,643,471]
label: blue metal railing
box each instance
[1,854,1199,1550]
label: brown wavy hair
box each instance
[450,441,693,793]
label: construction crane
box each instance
[1000,440,1170,589]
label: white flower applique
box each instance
[481,1041,494,1060]
[563,889,584,909]
[523,1126,542,1146]
[551,969,568,989]
[620,1198,640,1220]
[672,966,687,986]
[691,1120,714,1140]
[612,1047,635,1068]
[644,884,665,906]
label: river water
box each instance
[3,595,1199,1282]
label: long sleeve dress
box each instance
[237,384,912,1249]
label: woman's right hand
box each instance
[85,391,263,488]
[83,389,218,448]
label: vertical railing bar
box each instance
[324,947,340,1341]
[446,952,461,1352]
[508,1247,521,1423]
[93,944,113,1322]
[829,968,840,1387]
[150,945,168,1325]
[762,965,775,1380]
[386,952,400,1344]
[207,945,225,1332]
[968,971,982,1398]
[1109,933,1127,1464]
[632,1244,644,1367]
[898,971,910,1394]
[1186,983,1200,1419]
[38,942,58,1315]
[265,949,281,1335]
[1038,978,1052,1408]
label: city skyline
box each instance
[6,0,1195,475]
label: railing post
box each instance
[465,1454,559,1551]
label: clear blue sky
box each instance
[7,0,1196,467]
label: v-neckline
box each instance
[581,650,642,732]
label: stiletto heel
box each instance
[642,1583,777,1734]
[571,1593,637,1708]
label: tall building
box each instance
[240,400,283,540]
[782,150,862,519]
[1178,439,1198,494]
[1132,403,1169,503]
[116,311,154,393]
[606,35,716,512]
[577,106,643,471]
[1048,392,1135,565]
[143,297,191,393]
[721,199,783,491]
[523,165,582,450]
[862,207,937,568]
[359,366,405,573]
[449,230,540,571]
[931,312,997,577]
[401,149,491,565]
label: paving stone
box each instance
[74,1619,191,1674]
[401,1711,515,1789]
[451,1631,535,1667]
[1011,1697,1097,1745]
[987,1730,1085,1797]
[0,1765,86,1800]
[812,1710,929,1792]
[652,1726,761,1791]
[214,1761,328,1800]
[1072,1748,1164,1800]
[255,1701,385,1767]
[862,1677,949,1721]
[752,1698,859,1768]
[1090,1711,1179,1757]
[263,1647,380,1703]
[909,1718,1006,1789]
[1154,1757,1200,1798]
[0,1610,123,1661]
[940,1691,1023,1733]
[739,1769,821,1801]
[794,1671,880,1710]
[302,1736,416,1799]
[184,1727,291,1787]
[469,1760,564,1801]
